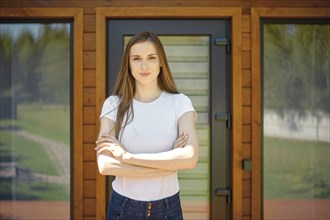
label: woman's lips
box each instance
[140,72,151,77]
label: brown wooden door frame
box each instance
[251,7,330,220]
[0,7,84,220]
[95,6,242,220]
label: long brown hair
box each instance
[112,32,178,138]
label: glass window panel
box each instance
[263,23,330,220]
[0,23,71,219]
[124,35,210,219]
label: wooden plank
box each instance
[84,14,96,33]
[95,8,107,220]
[83,198,96,216]
[242,70,251,88]
[84,143,97,162]
[84,88,96,106]
[84,161,96,180]
[243,106,251,125]
[230,8,243,220]
[251,8,262,220]
[253,7,330,18]
[243,197,251,216]
[242,179,251,198]
[242,15,251,33]
[1,0,330,8]
[97,6,243,18]
[84,51,96,69]
[84,106,96,124]
[84,125,96,143]
[242,51,251,70]
[242,215,251,220]
[84,180,96,198]
[0,7,82,17]
[72,9,84,220]
[84,69,96,87]
[242,88,251,106]
[243,143,251,160]
[243,170,251,180]
[84,217,96,220]
[84,32,96,51]
[243,125,251,143]
[242,32,251,51]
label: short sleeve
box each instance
[100,96,120,122]
[176,93,197,120]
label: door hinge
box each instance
[215,112,231,128]
[215,187,231,204]
[214,37,231,54]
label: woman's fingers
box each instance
[95,134,118,144]
[174,133,189,148]
[95,142,113,151]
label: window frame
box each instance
[0,7,83,220]
[251,7,330,220]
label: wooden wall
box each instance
[1,1,329,220]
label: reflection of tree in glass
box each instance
[264,24,330,140]
[0,24,70,107]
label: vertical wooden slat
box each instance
[251,8,262,220]
[95,8,107,220]
[231,8,243,220]
[73,8,84,220]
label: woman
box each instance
[95,32,199,220]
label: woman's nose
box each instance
[141,61,147,69]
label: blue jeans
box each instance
[107,190,184,220]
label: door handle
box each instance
[215,187,231,204]
[215,112,231,128]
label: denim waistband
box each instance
[111,190,181,213]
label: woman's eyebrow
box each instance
[130,54,158,57]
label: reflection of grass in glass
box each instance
[0,130,59,176]
[264,137,330,199]
[0,178,69,201]
[3,104,70,146]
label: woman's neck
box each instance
[134,85,163,103]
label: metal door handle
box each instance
[215,187,231,204]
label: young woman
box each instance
[95,32,199,220]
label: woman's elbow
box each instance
[186,155,199,169]
[97,161,107,175]
[182,147,199,170]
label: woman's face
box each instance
[129,41,161,87]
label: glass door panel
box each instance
[262,22,330,220]
[0,23,72,220]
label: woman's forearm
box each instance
[97,153,175,178]
[123,144,199,171]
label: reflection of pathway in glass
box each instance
[15,130,70,190]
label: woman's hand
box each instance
[95,134,128,162]
[173,133,189,149]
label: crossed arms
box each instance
[96,111,199,178]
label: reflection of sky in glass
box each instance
[0,23,70,39]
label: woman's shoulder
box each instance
[103,95,120,108]
[163,92,190,100]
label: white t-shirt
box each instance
[100,91,196,201]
